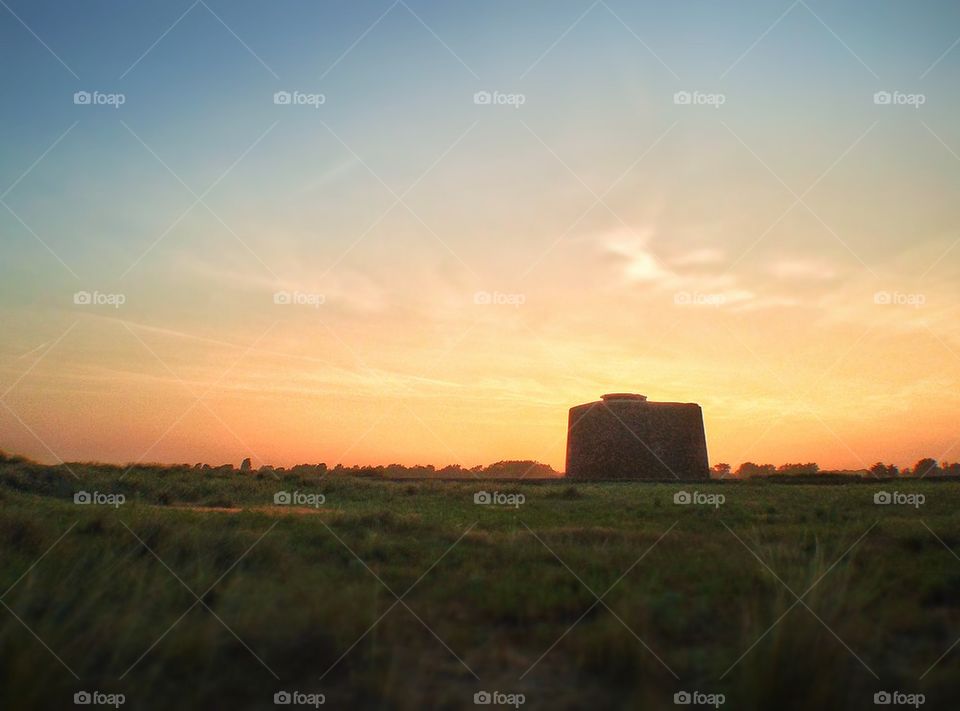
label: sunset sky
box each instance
[2,0,959,471]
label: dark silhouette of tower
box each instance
[565,394,709,480]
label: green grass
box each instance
[2,462,959,709]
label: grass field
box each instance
[1,461,958,710]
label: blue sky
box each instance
[2,0,959,469]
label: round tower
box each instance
[565,393,709,480]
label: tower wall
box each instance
[565,395,709,480]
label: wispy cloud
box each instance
[769,259,837,280]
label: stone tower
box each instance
[565,394,709,480]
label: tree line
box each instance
[710,459,960,478]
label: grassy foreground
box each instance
[1,462,959,710]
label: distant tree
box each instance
[736,462,776,478]
[913,458,940,478]
[483,460,559,478]
[382,464,401,478]
[240,458,252,472]
[869,462,899,478]
[943,462,960,477]
[776,463,819,475]
[291,463,326,476]
[0,450,28,464]
[711,463,732,478]
[438,464,466,476]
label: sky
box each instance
[1,0,959,471]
